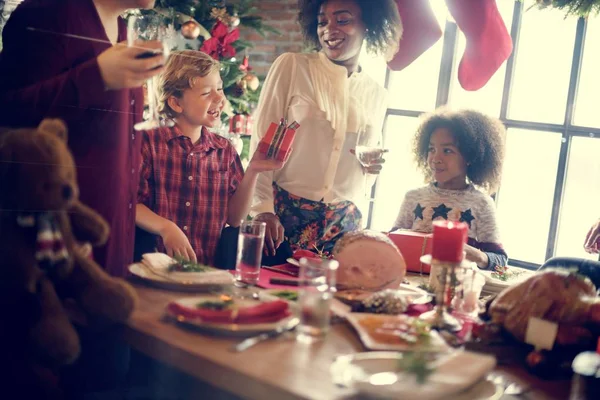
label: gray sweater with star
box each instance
[393,183,508,269]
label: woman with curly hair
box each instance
[392,108,508,269]
[250,0,402,259]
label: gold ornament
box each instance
[181,20,201,40]
[242,73,259,91]
[210,7,229,23]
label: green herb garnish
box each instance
[491,265,526,282]
[196,299,234,310]
[398,352,434,385]
[168,257,211,273]
[270,290,298,301]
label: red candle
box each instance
[431,220,468,263]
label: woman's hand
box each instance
[464,244,488,268]
[160,221,197,262]
[254,212,284,256]
[349,148,388,174]
[97,40,165,90]
[584,219,600,253]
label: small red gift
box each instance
[386,230,433,274]
[256,118,300,161]
[229,114,247,135]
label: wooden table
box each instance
[121,283,572,400]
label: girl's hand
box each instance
[246,150,290,174]
[464,244,488,268]
[160,221,197,262]
[583,219,600,253]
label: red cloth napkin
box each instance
[167,300,290,324]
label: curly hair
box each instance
[413,108,507,194]
[298,0,402,61]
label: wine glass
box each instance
[355,126,386,201]
[127,10,173,131]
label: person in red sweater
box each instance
[0,0,164,397]
[0,0,163,277]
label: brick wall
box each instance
[241,0,304,77]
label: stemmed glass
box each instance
[127,10,173,131]
[354,126,386,201]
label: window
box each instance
[362,1,600,269]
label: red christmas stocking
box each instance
[388,0,443,71]
[446,0,513,91]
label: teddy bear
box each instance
[0,118,138,397]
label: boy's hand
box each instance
[246,150,290,174]
[97,40,166,90]
[254,212,284,256]
[160,221,197,262]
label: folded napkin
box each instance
[141,253,234,285]
[167,300,290,324]
[292,249,323,262]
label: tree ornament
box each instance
[234,80,247,97]
[242,73,259,91]
[181,20,201,40]
[230,13,241,27]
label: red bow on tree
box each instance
[201,21,239,60]
[239,55,252,72]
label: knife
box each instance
[230,317,299,352]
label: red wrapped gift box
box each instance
[256,119,299,161]
[386,230,433,274]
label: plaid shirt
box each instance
[138,126,244,265]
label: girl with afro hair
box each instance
[393,108,508,270]
[250,0,402,259]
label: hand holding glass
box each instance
[355,127,386,201]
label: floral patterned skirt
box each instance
[273,184,362,253]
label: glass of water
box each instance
[297,257,339,342]
[234,220,266,289]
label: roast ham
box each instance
[489,269,600,343]
[332,230,406,291]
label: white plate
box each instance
[331,351,498,400]
[128,253,234,291]
[166,294,298,337]
[345,313,450,352]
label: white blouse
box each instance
[249,51,388,215]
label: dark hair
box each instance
[298,0,402,60]
[413,108,507,194]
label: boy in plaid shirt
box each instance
[136,50,286,265]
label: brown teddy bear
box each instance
[0,119,138,397]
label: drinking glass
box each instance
[127,10,172,131]
[355,126,386,201]
[296,257,339,342]
[234,220,266,289]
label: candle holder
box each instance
[419,255,465,332]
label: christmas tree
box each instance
[154,0,278,139]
